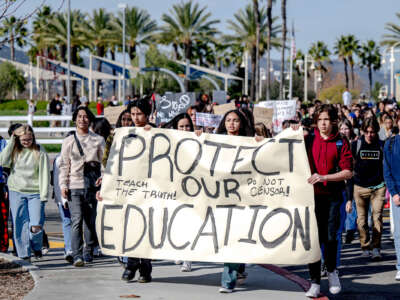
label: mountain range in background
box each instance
[0,45,391,95]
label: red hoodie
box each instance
[306,128,353,196]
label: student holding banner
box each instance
[214,109,254,293]
[120,99,154,283]
[304,104,353,297]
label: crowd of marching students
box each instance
[1,94,400,297]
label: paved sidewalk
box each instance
[17,250,306,300]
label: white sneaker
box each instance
[327,270,341,294]
[396,271,400,281]
[219,287,233,293]
[371,248,382,260]
[174,260,182,265]
[181,261,192,272]
[305,283,320,298]
[361,250,371,258]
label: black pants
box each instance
[126,257,152,278]
[308,193,341,284]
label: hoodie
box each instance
[306,128,353,196]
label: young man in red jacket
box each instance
[305,104,353,298]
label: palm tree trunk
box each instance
[368,65,373,97]
[253,0,260,102]
[71,46,79,97]
[96,46,105,96]
[266,0,273,100]
[344,58,349,89]
[250,46,257,101]
[185,41,192,91]
[60,45,67,96]
[111,49,116,95]
[350,58,355,88]
[279,0,287,99]
[10,32,15,61]
[173,43,179,60]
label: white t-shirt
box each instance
[343,91,352,106]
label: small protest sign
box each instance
[257,100,297,133]
[104,105,127,125]
[97,127,320,265]
[213,102,236,116]
[212,90,227,104]
[156,92,196,124]
[195,112,223,128]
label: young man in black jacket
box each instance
[352,117,386,260]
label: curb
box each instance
[259,264,329,300]
[0,252,41,298]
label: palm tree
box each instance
[308,41,331,93]
[41,10,89,95]
[161,0,219,91]
[359,40,381,97]
[253,0,261,101]
[334,36,350,89]
[0,16,28,61]
[113,6,157,62]
[279,0,287,99]
[381,12,400,47]
[87,8,113,94]
[344,35,360,88]
[225,4,281,101]
[266,0,274,100]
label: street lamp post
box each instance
[296,54,314,102]
[67,0,71,103]
[382,42,400,99]
[118,3,127,103]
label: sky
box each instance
[15,0,400,62]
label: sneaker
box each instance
[73,258,84,267]
[121,268,136,281]
[41,247,49,255]
[371,248,382,260]
[361,250,371,258]
[138,276,152,283]
[174,260,182,265]
[93,246,102,257]
[327,270,341,294]
[219,287,233,293]
[83,253,93,263]
[396,271,400,281]
[237,271,248,285]
[181,261,192,272]
[33,250,42,260]
[22,257,31,263]
[64,251,73,264]
[305,283,320,298]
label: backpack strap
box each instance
[335,138,344,172]
[73,132,85,158]
[356,139,362,157]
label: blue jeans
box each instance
[221,263,244,289]
[57,203,72,253]
[392,197,400,270]
[9,191,43,258]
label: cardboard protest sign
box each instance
[97,127,320,265]
[196,112,223,128]
[253,107,273,127]
[257,100,297,133]
[156,93,196,124]
[212,90,227,104]
[104,105,127,125]
[213,102,236,116]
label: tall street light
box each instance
[67,0,71,103]
[382,42,400,99]
[118,3,127,103]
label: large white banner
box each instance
[257,100,297,133]
[97,127,320,265]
